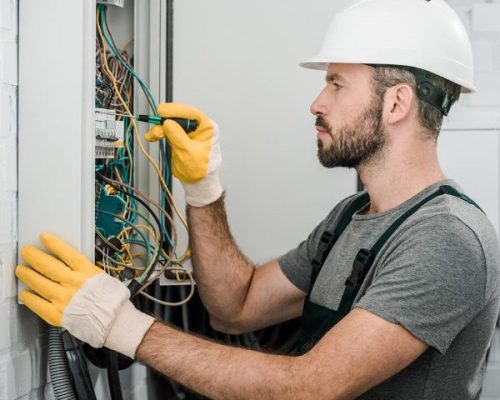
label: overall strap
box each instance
[439,185,484,213]
[337,185,484,315]
[308,193,370,294]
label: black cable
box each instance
[96,172,165,297]
[62,331,97,400]
[97,170,166,400]
[106,350,123,400]
[96,7,161,400]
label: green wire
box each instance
[125,207,162,284]
[95,209,152,268]
[98,5,177,265]
[159,141,176,251]
[99,8,157,112]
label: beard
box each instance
[316,95,386,169]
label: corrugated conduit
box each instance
[48,327,77,400]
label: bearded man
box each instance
[16,0,500,399]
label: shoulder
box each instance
[384,194,500,302]
[322,190,369,227]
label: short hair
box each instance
[371,66,462,139]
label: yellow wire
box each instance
[97,261,125,272]
[132,222,157,243]
[96,10,188,230]
[175,249,191,263]
[115,226,135,262]
[114,167,132,219]
[97,9,190,288]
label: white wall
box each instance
[173,0,357,264]
[173,1,500,399]
[1,0,499,399]
[441,2,500,399]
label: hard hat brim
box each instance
[299,58,476,94]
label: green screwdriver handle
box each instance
[137,115,198,133]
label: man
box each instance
[16,0,500,399]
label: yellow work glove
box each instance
[15,233,155,359]
[144,102,223,207]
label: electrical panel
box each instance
[18,1,196,398]
[94,3,193,290]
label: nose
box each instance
[310,86,329,116]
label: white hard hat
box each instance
[301,0,475,94]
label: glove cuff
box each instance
[62,273,130,349]
[182,170,223,207]
[104,300,155,359]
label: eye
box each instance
[332,82,342,91]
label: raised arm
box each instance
[144,103,305,331]
[187,197,304,333]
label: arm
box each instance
[16,234,428,399]
[136,307,428,400]
[187,195,305,333]
[144,103,305,331]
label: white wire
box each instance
[139,267,196,307]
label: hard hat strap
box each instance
[367,64,455,116]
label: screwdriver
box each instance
[137,115,198,133]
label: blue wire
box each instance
[99,6,176,257]
[99,9,157,112]
[96,209,152,267]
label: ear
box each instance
[385,84,415,125]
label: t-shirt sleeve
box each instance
[278,222,324,293]
[354,214,487,355]
[278,196,355,293]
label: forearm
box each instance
[136,321,313,400]
[187,194,254,321]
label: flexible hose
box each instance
[48,327,77,400]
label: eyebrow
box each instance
[325,73,347,83]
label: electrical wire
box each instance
[102,173,182,257]
[96,172,165,287]
[96,209,154,269]
[101,6,157,112]
[95,8,188,400]
[139,267,195,307]
[96,7,189,231]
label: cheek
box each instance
[329,106,355,132]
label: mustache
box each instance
[315,116,332,134]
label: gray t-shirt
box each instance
[279,179,500,399]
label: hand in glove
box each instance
[144,102,223,207]
[15,233,155,359]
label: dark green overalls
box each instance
[293,185,482,355]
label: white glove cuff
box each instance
[62,274,130,349]
[104,300,155,359]
[182,170,223,207]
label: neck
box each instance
[357,138,447,214]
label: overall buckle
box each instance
[346,248,374,288]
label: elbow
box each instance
[209,315,248,335]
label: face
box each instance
[310,64,386,169]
